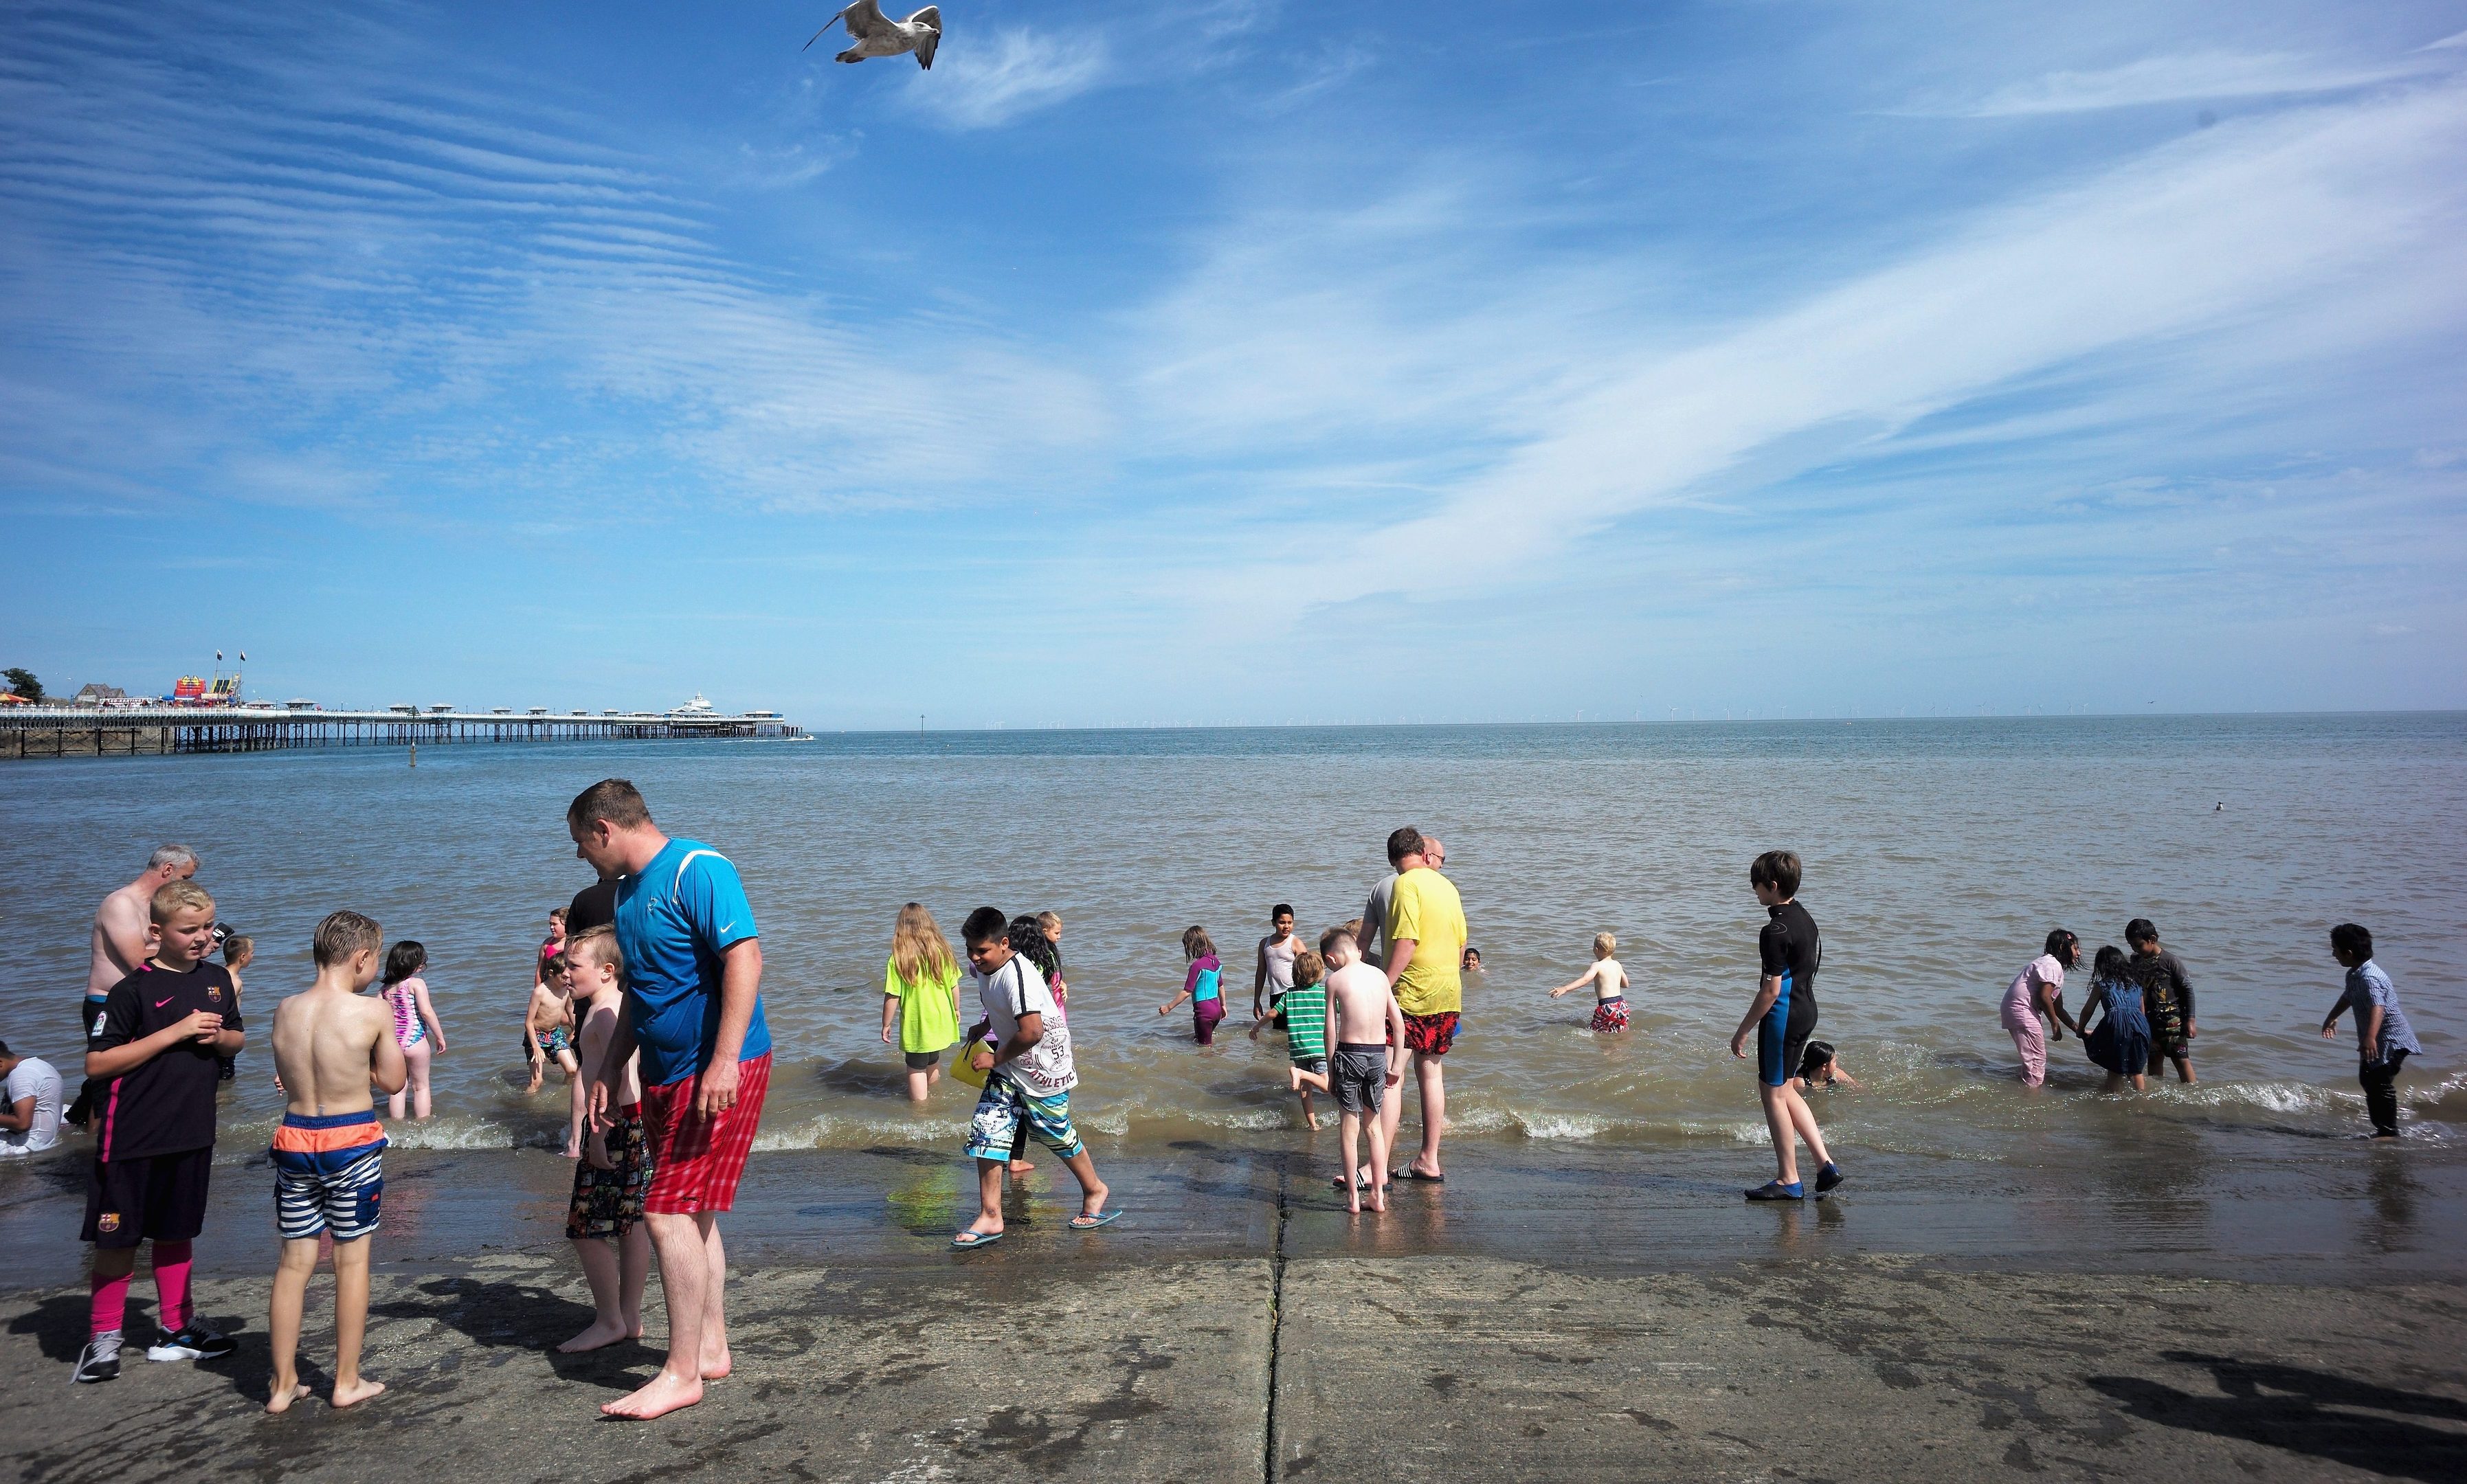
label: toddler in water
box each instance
[1550,932,1631,1033]
[377,941,447,1120]
[2079,945,2152,1092]
[1158,927,1227,1045]
[524,954,580,1118]
[1037,911,1068,1001]
[2320,923,2422,1138]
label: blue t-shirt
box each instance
[612,837,770,1088]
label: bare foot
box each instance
[561,1146,581,1160]
[557,1316,636,1353]
[331,1377,387,1408]
[1368,1188,1389,1213]
[265,1382,311,1415]
[1006,1159,1034,1174]
[603,1369,703,1419]
[700,1345,731,1380]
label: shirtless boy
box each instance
[524,956,579,1105]
[1288,928,1406,1214]
[559,926,653,1353]
[265,910,406,1413]
[69,846,197,1128]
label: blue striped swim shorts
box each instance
[271,1110,388,1241]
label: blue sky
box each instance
[4,1,2462,726]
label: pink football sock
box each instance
[89,1269,130,1338]
[151,1240,194,1331]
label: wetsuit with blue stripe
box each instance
[1756,900,1821,1088]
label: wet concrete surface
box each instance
[4,1137,2464,1480]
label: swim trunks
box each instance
[1291,1055,1328,1078]
[82,1146,212,1248]
[271,1110,387,1241]
[1403,1010,1458,1057]
[904,1049,942,1070]
[534,1025,572,1058]
[640,1052,770,1215]
[1331,1044,1387,1116]
[963,1076,1084,1162]
[566,1103,652,1239]
[1590,997,1629,1035]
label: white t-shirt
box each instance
[1,1056,63,1155]
[972,956,1075,1098]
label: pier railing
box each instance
[0,707,804,759]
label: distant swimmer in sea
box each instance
[2000,930,2082,1088]
[1790,1041,1859,1093]
[2320,923,2422,1139]
[805,1,940,68]
[1548,932,1630,1034]
[1730,851,1842,1202]
[2079,946,2151,1093]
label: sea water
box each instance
[1,715,2458,1162]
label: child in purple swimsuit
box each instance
[1158,927,1227,1045]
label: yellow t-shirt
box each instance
[1386,867,1467,1017]
[886,954,961,1055]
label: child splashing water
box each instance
[1550,932,1631,1033]
[1158,927,1226,1045]
[377,941,447,1120]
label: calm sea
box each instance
[1,715,2458,1164]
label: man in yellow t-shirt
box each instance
[1381,828,1466,1182]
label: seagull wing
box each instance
[841,0,894,38]
[914,23,939,69]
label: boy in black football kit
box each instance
[74,879,245,1384]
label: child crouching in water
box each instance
[1157,926,1226,1045]
[1550,932,1631,1033]
[1288,928,1406,1214]
[559,926,653,1351]
[266,911,406,1413]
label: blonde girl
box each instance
[882,903,963,1101]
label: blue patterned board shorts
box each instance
[271,1111,387,1241]
[963,1077,1084,1162]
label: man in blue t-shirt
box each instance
[568,778,770,1421]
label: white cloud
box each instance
[1157,81,2467,622]
[903,27,1109,130]
[1945,50,2442,117]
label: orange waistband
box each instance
[271,1116,388,1153]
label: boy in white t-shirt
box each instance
[0,1041,64,1155]
[952,907,1115,1248]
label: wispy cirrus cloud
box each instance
[902,27,1110,130]
[1940,49,2443,117]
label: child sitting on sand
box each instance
[524,954,579,1115]
[2079,946,2152,1093]
[558,926,654,1353]
[265,910,406,1413]
[1549,932,1631,1033]
[1288,928,1406,1213]
[1157,927,1226,1046]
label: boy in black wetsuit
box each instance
[1729,851,1843,1201]
[74,880,245,1382]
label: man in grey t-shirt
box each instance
[0,1042,63,1156]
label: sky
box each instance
[3,0,2463,727]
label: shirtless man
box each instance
[265,910,405,1414]
[69,846,198,1128]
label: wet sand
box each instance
[4,1136,2464,1480]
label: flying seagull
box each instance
[805,1,941,69]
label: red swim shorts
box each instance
[640,1052,771,1215]
[1403,1011,1460,1057]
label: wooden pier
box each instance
[0,706,803,759]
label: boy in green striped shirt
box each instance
[1280,949,1330,1128]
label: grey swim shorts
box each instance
[1332,1044,1387,1116]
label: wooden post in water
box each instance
[409,742,417,768]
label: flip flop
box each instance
[1069,1210,1122,1230]
[950,1229,1005,1249]
[1403,1169,1444,1182]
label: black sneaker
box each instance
[71,1336,122,1384]
[148,1324,235,1362]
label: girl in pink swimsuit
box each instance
[377,941,447,1120]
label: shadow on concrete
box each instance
[8,1293,96,1363]
[370,1274,639,1389]
[2086,1351,2467,1481]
